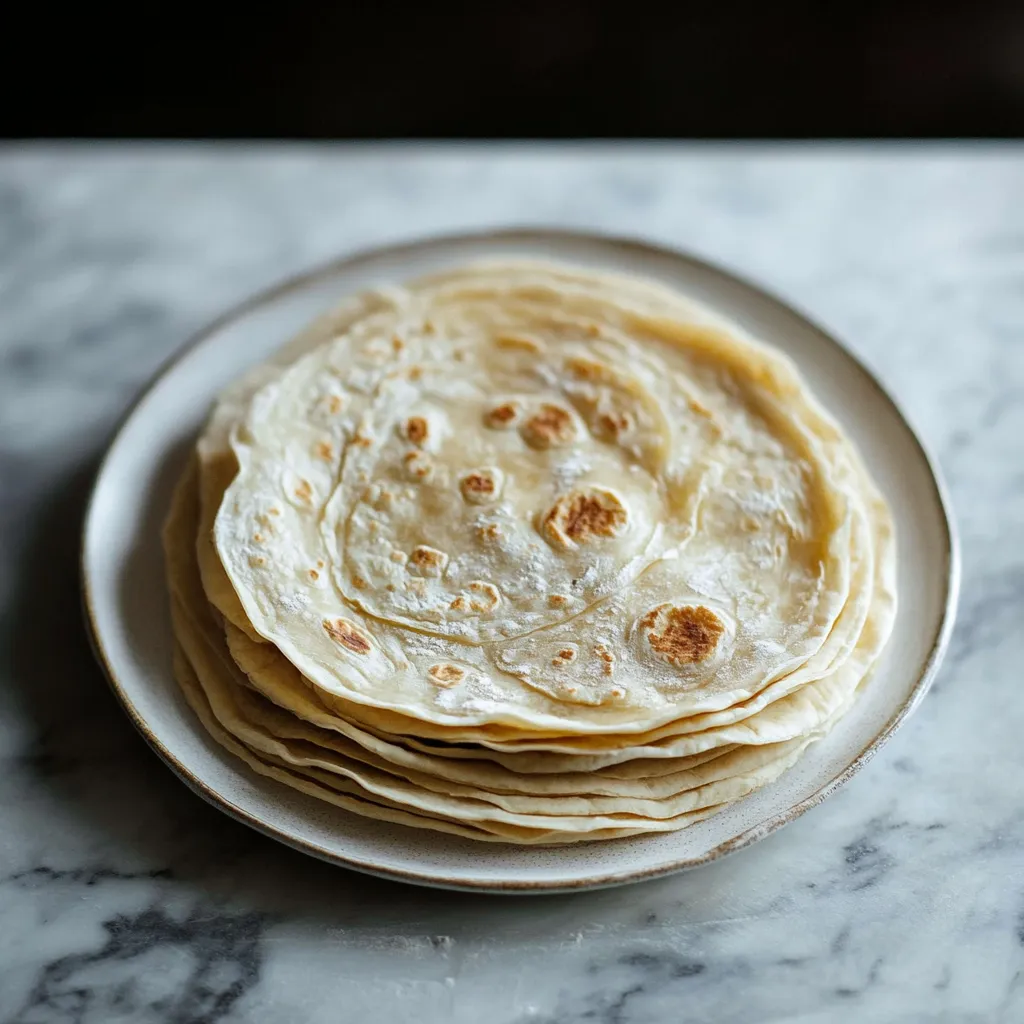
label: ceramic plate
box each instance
[81,230,958,893]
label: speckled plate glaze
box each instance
[81,230,959,893]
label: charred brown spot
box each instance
[408,545,448,576]
[544,489,627,546]
[552,647,577,666]
[323,618,372,654]
[405,416,429,445]
[462,473,494,496]
[594,643,615,676]
[548,594,570,608]
[428,663,465,687]
[460,469,502,504]
[351,574,369,590]
[485,402,521,429]
[309,568,319,580]
[522,404,577,449]
[642,604,724,665]
[475,523,501,543]
[469,580,501,611]
[404,451,432,479]
[598,412,633,438]
[315,441,334,461]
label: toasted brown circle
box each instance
[551,646,578,667]
[405,416,429,445]
[597,411,634,440]
[468,580,501,611]
[460,468,503,505]
[428,663,466,687]
[323,618,373,654]
[403,451,433,480]
[521,403,578,449]
[485,401,522,429]
[641,604,725,666]
[475,522,502,543]
[542,487,628,547]
[408,545,449,577]
[594,642,615,676]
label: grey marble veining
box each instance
[0,143,1022,1023]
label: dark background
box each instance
[4,0,1023,138]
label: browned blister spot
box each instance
[408,545,448,577]
[548,594,570,608]
[594,643,615,676]
[392,334,405,352]
[468,580,501,612]
[327,395,344,415]
[475,523,502,543]
[449,595,468,611]
[598,411,633,439]
[460,469,502,505]
[294,479,313,503]
[249,555,265,567]
[323,618,373,654]
[252,533,265,544]
[309,568,319,580]
[642,604,725,665]
[521,403,577,449]
[428,663,465,687]
[269,507,281,516]
[408,365,424,381]
[404,451,432,479]
[405,416,429,445]
[543,488,628,547]
[315,441,334,461]
[462,473,494,498]
[551,647,577,667]
[484,401,521,429]
[351,574,369,590]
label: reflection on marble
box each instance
[1,144,1022,1023]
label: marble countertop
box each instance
[1,144,1021,1023]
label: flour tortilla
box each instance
[170,460,844,816]
[212,261,868,735]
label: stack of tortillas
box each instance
[164,260,896,844]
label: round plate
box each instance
[81,230,959,893]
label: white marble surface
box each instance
[0,144,1020,1023]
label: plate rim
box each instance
[80,227,961,893]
